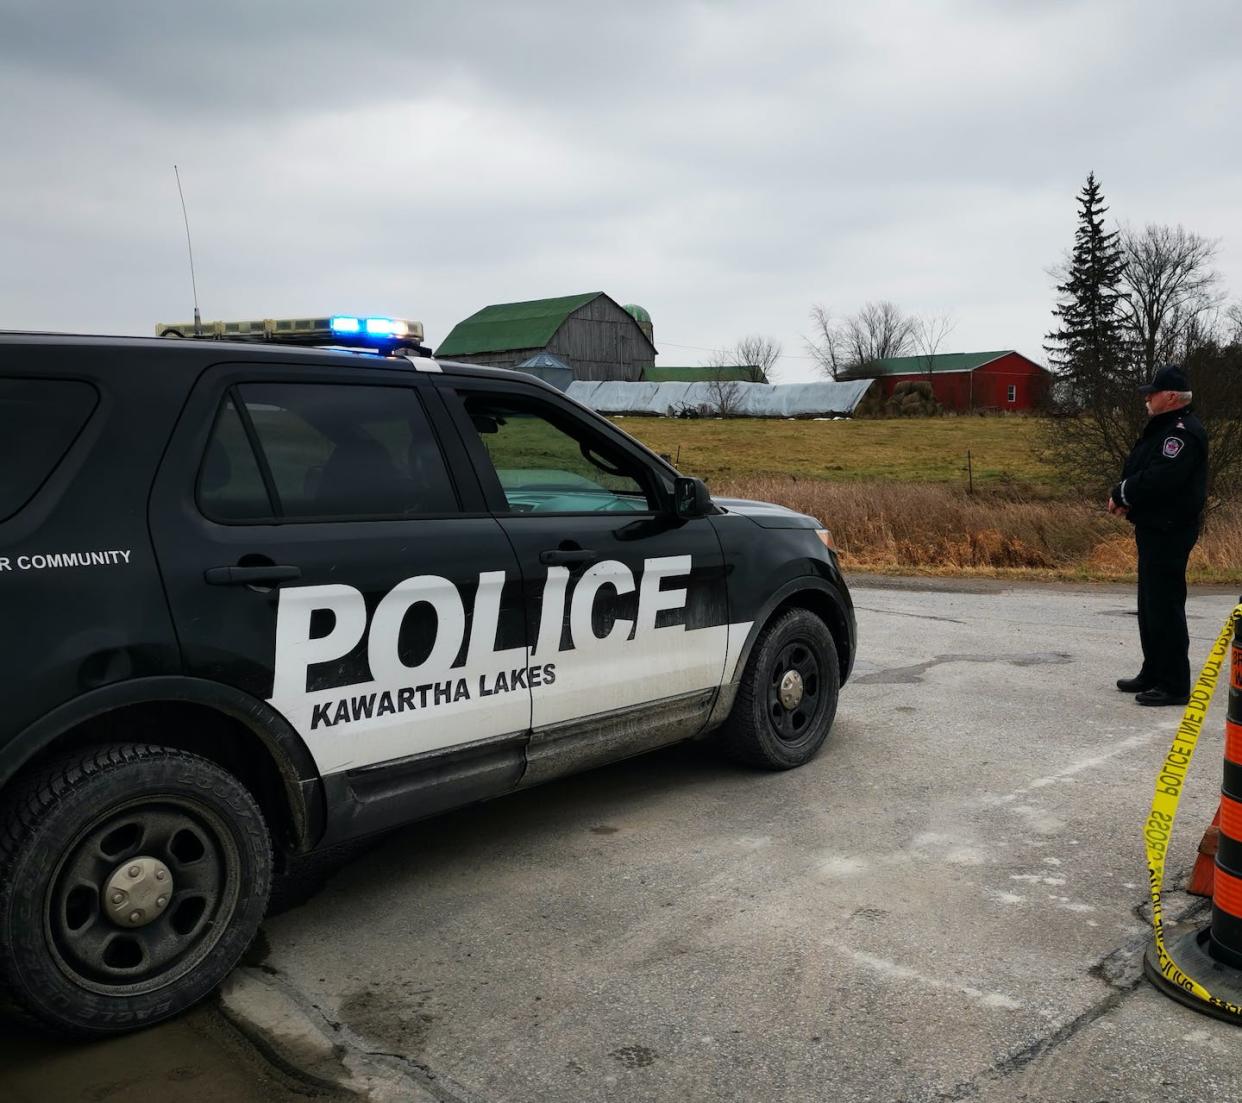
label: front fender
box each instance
[729,575,856,688]
[702,576,855,736]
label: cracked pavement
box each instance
[244,579,1242,1102]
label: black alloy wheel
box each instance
[718,607,840,769]
[0,744,271,1036]
[48,797,237,995]
[766,638,823,744]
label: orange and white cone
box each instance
[1188,805,1221,898]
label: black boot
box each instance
[1135,688,1189,707]
[1116,675,1151,693]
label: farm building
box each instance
[567,379,876,418]
[514,351,574,391]
[436,293,656,381]
[838,350,1051,412]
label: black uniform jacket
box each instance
[1110,406,1207,531]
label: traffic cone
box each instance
[1189,806,1222,897]
[1144,604,1242,1023]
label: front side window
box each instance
[199,382,458,522]
[1007,384,1017,403]
[462,393,654,514]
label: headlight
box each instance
[815,529,836,551]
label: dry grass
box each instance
[717,477,1242,583]
[616,415,1058,490]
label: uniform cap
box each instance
[1138,364,1189,394]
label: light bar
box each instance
[156,315,426,348]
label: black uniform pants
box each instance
[1135,524,1199,696]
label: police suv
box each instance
[0,317,855,1035]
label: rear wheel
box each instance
[0,743,271,1035]
[718,608,840,769]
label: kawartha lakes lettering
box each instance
[271,555,695,734]
[0,549,132,572]
[308,663,559,731]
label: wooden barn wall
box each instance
[548,299,652,382]
[440,349,541,369]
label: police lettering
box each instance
[274,557,687,729]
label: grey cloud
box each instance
[2,0,1241,376]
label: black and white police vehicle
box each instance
[0,315,855,1034]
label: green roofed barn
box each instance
[436,292,656,381]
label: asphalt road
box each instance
[6,578,1241,1102]
[246,578,1242,1103]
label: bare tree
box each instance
[1041,321,1242,504]
[707,334,782,383]
[734,334,781,383]
[806,301,917,379]
[704,374,744,418]
[1226,302,1242,345]
[913,313,955,391]
[1119,223,1222,379]
[806,305,847,379]
[1186,339,1242,504]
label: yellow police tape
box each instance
[1145,602,1242,1015]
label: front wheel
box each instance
[717,608,840,769]
[0,743,271,1036]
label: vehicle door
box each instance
[436,378,731,786]
[149,362,531,838]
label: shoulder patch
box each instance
[1162,436,1184,459]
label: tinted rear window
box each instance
[0,378,98,521]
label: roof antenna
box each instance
[173,165,202,335]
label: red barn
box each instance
[840,350,1051,412]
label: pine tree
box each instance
[1045,172,1128,404]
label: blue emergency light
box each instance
[331,315,412,341]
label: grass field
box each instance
[614,415,1057,491]
[610,416,1241,582]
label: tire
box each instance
[0,743,272,1036]
[718,608,840,770]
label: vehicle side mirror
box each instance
[673,476,711,520]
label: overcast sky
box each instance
[3,0,1240,381]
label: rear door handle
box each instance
[539,549,598,567]
[205,565,302,586]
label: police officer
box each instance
[1108,364,1208,706]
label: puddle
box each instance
[0,1002,346,1102]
